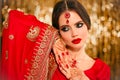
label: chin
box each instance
[67,45,83,51]
[73,44,84,49]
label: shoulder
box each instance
[85,58,110,80]
[85,58,110,72]
[94,58,110,70]
[90,58,110,74]
[94,58,110,79]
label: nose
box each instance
[71,28,78,37]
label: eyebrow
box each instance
[74,21,84,26]
[59,20,84,29]
[59,25,70,29]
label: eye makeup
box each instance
[60,25,70,32]
[59,21,84,32]
[75,21,84,28]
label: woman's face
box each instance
[58,11,89,51]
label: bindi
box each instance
[64,11,70,24]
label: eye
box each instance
[76,22,83,28]
[61,26,70,32]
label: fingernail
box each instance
[66,64,69,69]
[59,64,62,67]
[58,55,61,60]
[66,52,69,55]
[71,60,77,68]
[62,52,64,56]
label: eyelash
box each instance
[60,22,84,32]
[61,26,69,32]
[76,23,83,28]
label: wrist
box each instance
[69,76,81,80]
[69,70,89,80]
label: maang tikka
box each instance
[64,0,70,24]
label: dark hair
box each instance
[52,0,91,30]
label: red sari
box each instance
[1,10,57,80]
[1,10,110,80]
[51,58,110,80]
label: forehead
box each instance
[58,10,83,25]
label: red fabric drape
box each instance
[1,10,57,80]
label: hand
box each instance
[53,38,72,78]
[53,38,89,80]
[69,68,90,80]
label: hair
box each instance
[52,0,91,30]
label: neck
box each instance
[68,45,87,60]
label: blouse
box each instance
[52,58,110,80]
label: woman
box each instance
[1,0,110,80]
[51,0,110,80]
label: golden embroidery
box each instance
[45,30,51,35]
[48,25,51,28]
[31,69,38,76]
[47,53,57,80]
[24,75,33,80]
[40,42,46,49]
[3,20,8,29]
[37,48,44,55]
[34,56,41,62]
[43,36,48,42]
[24,25,57,80]
[5,50,8,60]
[32,62,38,69]
[26,26,40,41]
[9,34,14,40]
[25,59,28,64]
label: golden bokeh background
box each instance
[0,0,120,80]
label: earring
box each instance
[64,0,70,24]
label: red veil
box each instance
[1,10,57,80]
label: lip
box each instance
[72,38,81,44]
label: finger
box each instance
[53,48,66,65]
[59,65,71,79]
[53,38,66,51]
[52,48,59,60]
[58,51,72,69]
[60,62,71,72]
[70,59,77,68]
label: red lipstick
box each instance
[72,38,81,44]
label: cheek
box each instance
[80,29,88,41]
[60,32,70,42]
